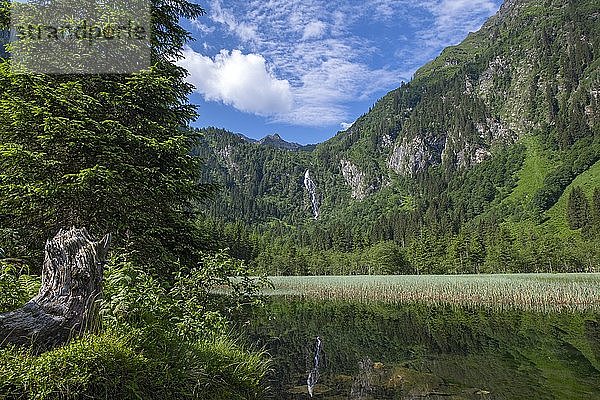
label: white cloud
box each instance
[270,57,400,126]
[302,21,327,41]
[340,122,354,131]
[197,0,414,126]
[178,48,293,116]
[191,21,215,35]
[392,0,502,74]
[435,0,498,16]
[210,0,260,43]
[424,0,499,46]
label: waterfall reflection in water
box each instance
[243,299,600,399]
[307,336,323,397]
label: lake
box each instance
[237,275,600,399]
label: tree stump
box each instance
[0,227,111,352]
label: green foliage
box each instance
[0,262,39,312]
[0,0,212,275]
[446,144,526,224]
[0,65,213,274]
[170,251,269,339]
[567,186,590,230]
[368,241,411,275]
[193,0,600,276]
[101,252,268,340]
[206,126,600,276]
[0,254,269,400]
[0,330,268,400]
[532,137,600,212]
[543,157,600,236]
[196,127,314,224]
[0,7,276,400]
[0,1,270,397]
[591,188,600,234]
[503,135,556,210]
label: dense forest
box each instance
[197,0,600,276]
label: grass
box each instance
[505,135,556,204]
[544,158,600,234]
[0,329,270,400]
[266,274,600,313]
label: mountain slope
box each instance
[197,0,600,275]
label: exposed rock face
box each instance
[216,144,240,175]
[452,143,492,169]
[387,136,443,177]
[381,133,395,149]
[387,113,516,175]
[340,159,374,200]
[478,56,510,102]
[476,117,515,143]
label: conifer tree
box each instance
[590,187,600,235]
[566,186,590,230]
[0,0,211,274]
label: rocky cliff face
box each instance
[340,159,374,200]
[388,136,442,177]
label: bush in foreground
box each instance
[0,258,270,400]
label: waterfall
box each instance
[304,170,319,220]
[307,336,323,397]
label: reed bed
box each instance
[265,274,600,313]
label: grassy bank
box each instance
[0,262,269,400]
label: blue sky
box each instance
[179,0,503,144]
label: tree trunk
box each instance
[0,227,111,353]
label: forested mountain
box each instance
[198,0,600,276]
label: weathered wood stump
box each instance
[0,227,111,352]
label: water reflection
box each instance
[240,299,600,399]
[307,336,323,397]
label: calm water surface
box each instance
[239,299,600,400]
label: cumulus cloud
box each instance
[178,48,293,116]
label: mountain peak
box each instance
[266,133,282,141]
[259,133,303,151]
